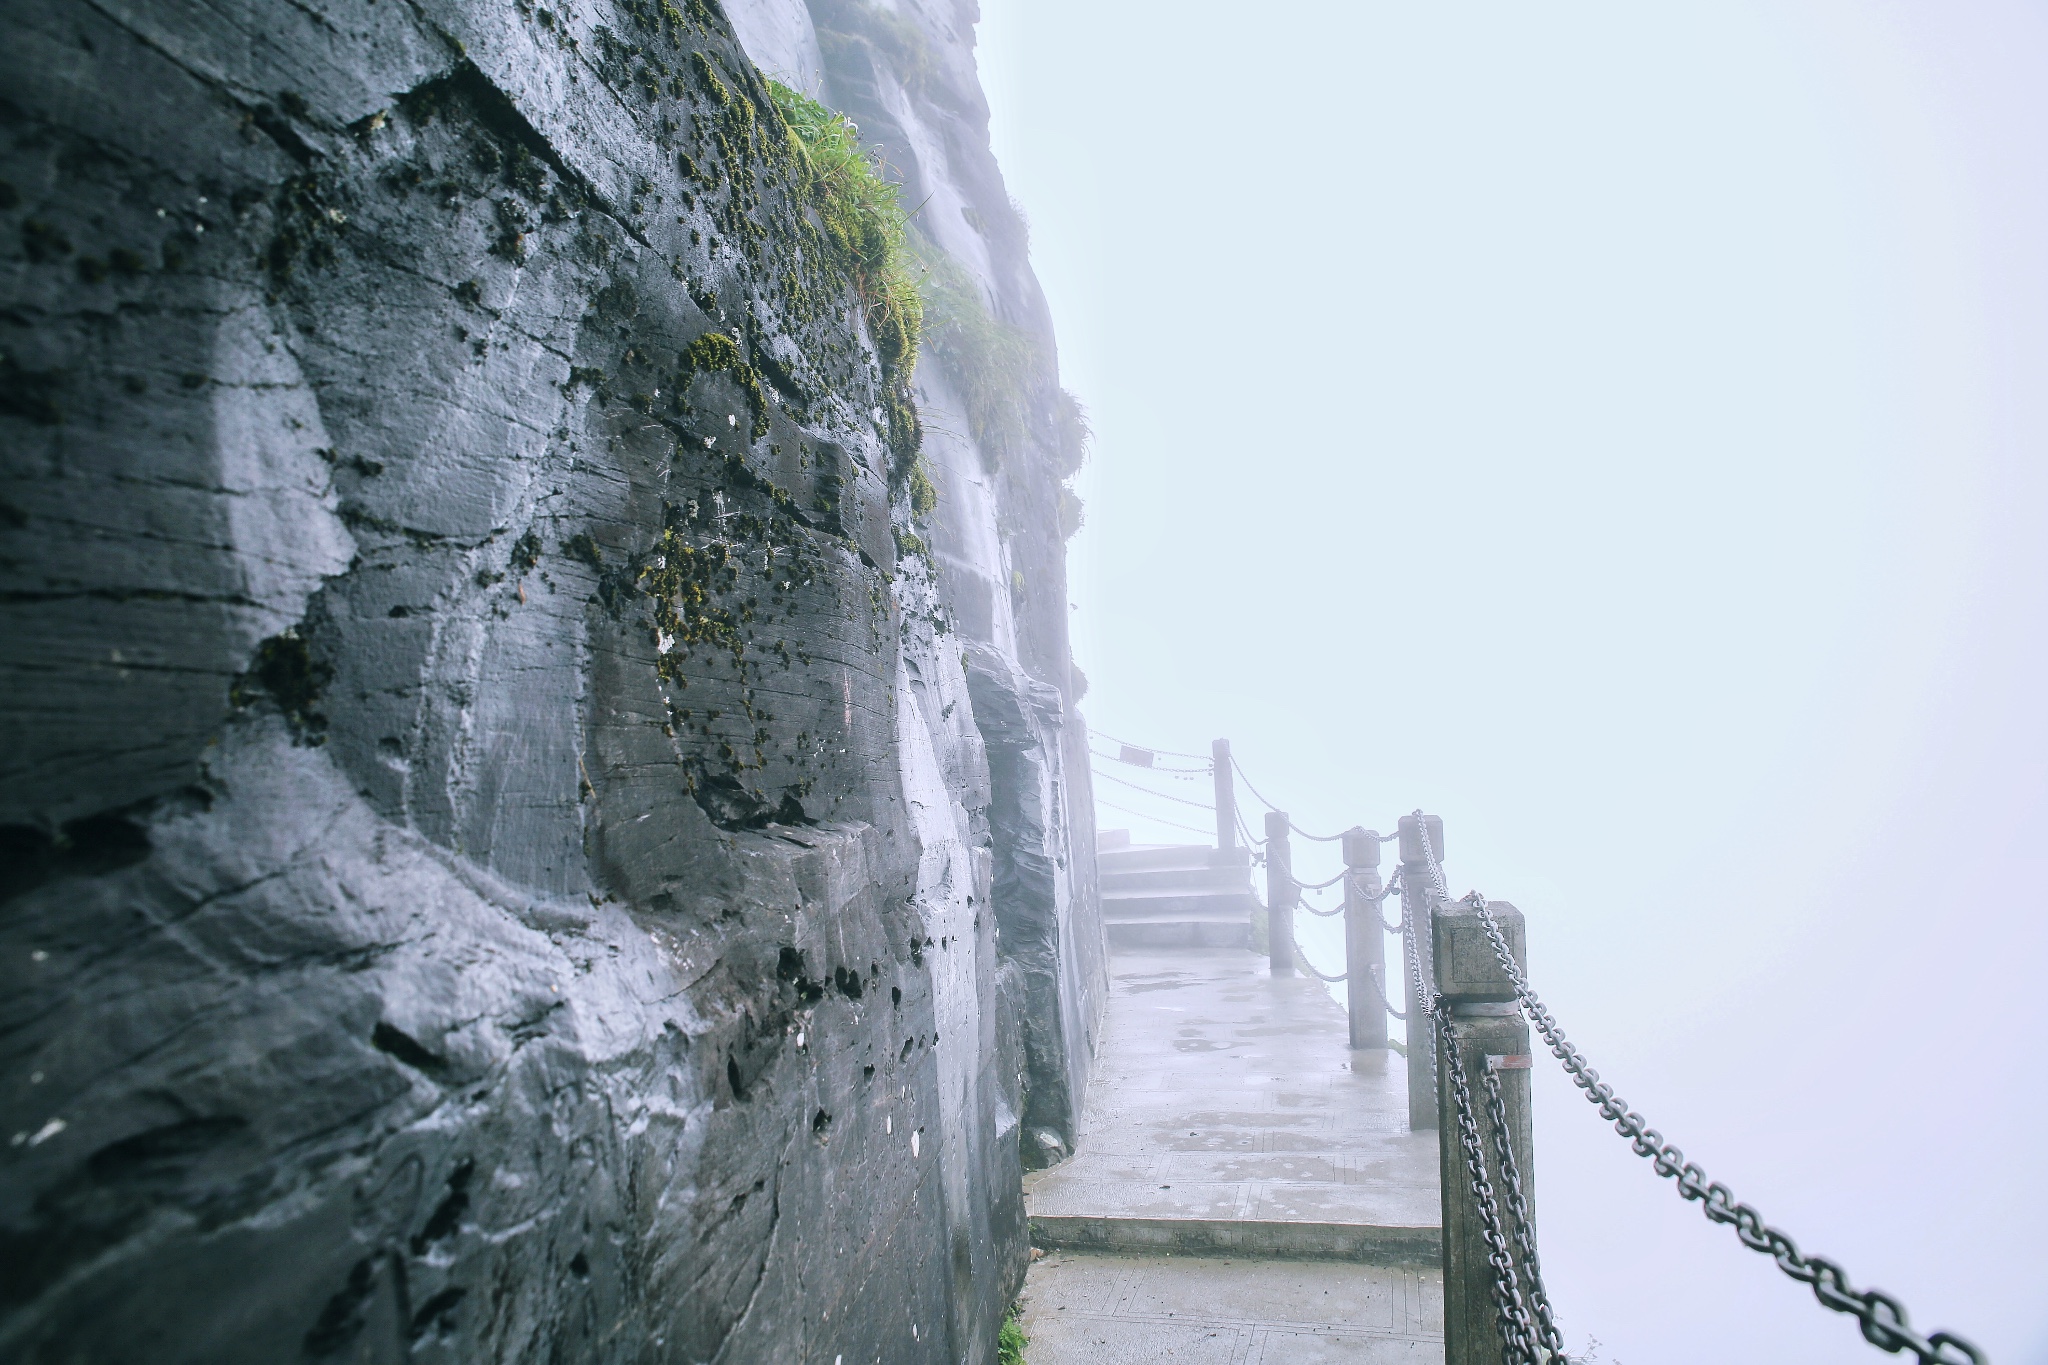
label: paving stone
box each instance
[1018,1251,1444,1364]
[1017,938,1444,1359]
[1025,944,1439,1259]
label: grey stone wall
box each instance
[729,0,1109,1349]
[0,0,1098,1360]
[788,0,1107,1149]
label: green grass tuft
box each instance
[908,458,937,520]
[910,233,1090,482]
[997,1305,1028,1365]
[910,234,1036,464]
[766,79,922,378]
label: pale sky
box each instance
[975,2,2048,1361]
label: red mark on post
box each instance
[1486,1055,1532,1070]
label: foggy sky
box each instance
[974,2,2048,1361]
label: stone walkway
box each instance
[1017,945,1443,1363]
[1018,1251,1441,1363]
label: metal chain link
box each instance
[1092,766,1216,810]
[1413,816,1544,1364]
[1091,729,1211,763]
[1089,743,1212,776]
[1435,1004,1542,1365]
[1464,896,1985,1365]
[1402,875,1430,1079]
[1230,758,1284,813]
[1360,961,1407,1022]
[1414,808,1452,901]
[1223,759,1351,842]
[1296,948,1347,983]
[1479,1058,1567,1360]
[1376,866,1405,933]
[1093,796,1216,839]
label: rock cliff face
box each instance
[0,0,1101,1360]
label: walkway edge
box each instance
[1029,1213,1441,1265]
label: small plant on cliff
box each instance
[767,79,923,377]
[811,0,936,93]
[911,232,1035,463]
[910,233,1090,479]
[997,1304,1028,1365]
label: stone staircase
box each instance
[1018,830,1443,1361]
[1017,938,1443,1361]
[1098,832,1258,950]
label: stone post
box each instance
[1432,897,1534,1365]
[1341,827,1388,1050]
[1211,738,1235,851]
[1397,813,1444,1130]
[1264,810,1294,976]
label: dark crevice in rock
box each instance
[371,1021,449,1077]
[0,804,156,908]
[229,630,331,743]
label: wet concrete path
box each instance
[1018,946,1443,1362]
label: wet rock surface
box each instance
[0,0,1099,1360]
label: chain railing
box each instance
[1092,796,1215,839]
[1436,1003,1545,1364]
[1088,737,1985,1365]
[1091,765,1215,810]
[1479,1056,1565,1361]
[1297,951,1347,983]
[1462,893,1984,1365]
[1358,960,1406,1022]
[1408,814,1984,1365]
[1403,825,1552,1364]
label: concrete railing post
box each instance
[1397,813,1443,1130]
[1341,827,1388,1050]
[1264,810,1294,976]
[1432,898,1534,1365]
[1211,738,1235,851]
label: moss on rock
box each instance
[765,79,922,380]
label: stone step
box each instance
[1097,843,1247,875]
[1101,864,1251,896]
[1105,919,1250,951]
[1025,1143,1439,1263]
[1028,1213,1438,1264]
[1024,944,1443,1328]
[1018,1250,1444,1363]
[1102,889,1257,921]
